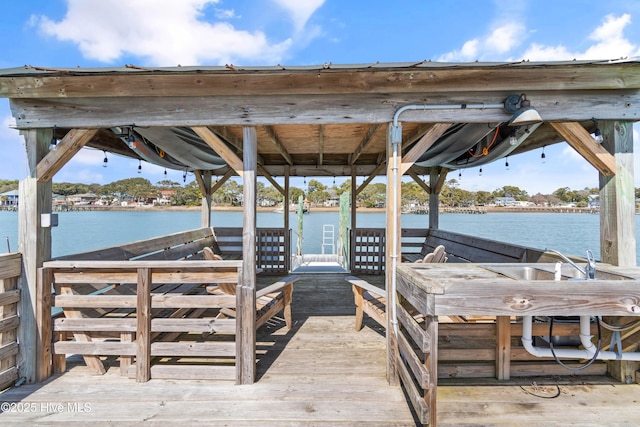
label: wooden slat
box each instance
[36,267,53,382]
[150,342,236,357]
[127,364,235,381]
[0,342,19,362]
[52,270,239,284]
[54,317,236,334]
[0,253,22,279]
[397,330,430,388]
[0,289,20,307]
[396,353,430,423]
[0,315,19,334]
[53,294,236,309]
[496,316,511,380]
[0,366,18,391]
[396,303,430,353]
[54,341,136,356]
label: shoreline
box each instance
[7,205,601,214]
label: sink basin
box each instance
[481,264,633,281]
[482,265,557,280]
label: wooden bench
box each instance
[348,276,386,331]
[402,228,549,263]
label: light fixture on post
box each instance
[592,118,603,143]
[504,93,543,127]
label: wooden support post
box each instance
[136,267,152,382]
[35,267,52,382]
[599,121,637,383]
[429,168,439,230]
[237,126,257,385]
[350,169,357,270]
[599,120,636,267]
[496,316,511,380]
[199,170,212,228]
[18,129,52,384]
[424,315,438,427]
[284,165,290,233]
[385,123,400,385]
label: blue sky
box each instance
[1,0,640,195]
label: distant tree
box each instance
[474,190,492,205]
[306,179,329,206]
[358,182,386,208]
[0,180,18,193]
[289,187,304,203]
[156,179,181,189]
[530,193,548,206]
[493,185,528,201]
[173,181,201,206]
[101,177,156,202]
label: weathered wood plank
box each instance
[135,268,152,382]
[0,253,22,279]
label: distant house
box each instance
[0,190,19,206]
[157,190,176,205]
[67,193,99,205]
[494,197,516,207]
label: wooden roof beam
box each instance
[209,126,265,165]
[191,126,244,177]
[407,167,431,193]
[350,124,382,165]
[211,169,235,193]
[400,123,451,175]
[263,126,293,165]
[355,161,387,196]
[548,122,616,176]
[257,164,285,195]
[36,129,99,182]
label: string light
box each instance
[102,151,108,168]
[505,156,510,170]
[50,126,58,148]
[592,118,603,143]
[164,168,167,176]
[137,159,142,174]
[541,146,546,163]
[183,169,188,183]
[479,168,483,176]
[509,130,518,146]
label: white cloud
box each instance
[437,22,525,61]
[32,0,292,66]
[273,0,324,32]
[522,13,640,61]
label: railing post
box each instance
[136,267,152,382]
[35,267,52,382]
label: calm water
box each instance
[0,210,638,263]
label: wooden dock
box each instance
[2,272,640,426]
[0,273,415,426]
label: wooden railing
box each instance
[351,228,385,274]
[212,227,290,274]
[37,260,248,383]
[0,253,21,391]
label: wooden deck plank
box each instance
[0,273,415,426]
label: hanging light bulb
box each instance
[505,157,510,170]
[592,118,603,143]
[593,128,603,143]
[479,168,483,176]
[50,126,58,148]
[541,146,546,163]
[164,168,167,176]
[333,176,336,185]
[303,176,306,185]
[137,159,142,174]
[183,169,187,183]
[458,170,462,179]
[509,130,518,146]
[102,151,108,168]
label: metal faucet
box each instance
[545,249,596,280]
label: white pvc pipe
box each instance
[521,315,640,361]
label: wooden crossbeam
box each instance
[211,169,235,193]
[351,124,382,164]
[355,161,387,196]
[263,125,293,165]
[318,125,324,166]
[549,122,616,176]
[37,129,99,182]
[191,126,244,177]
[258,164,284,195]
[407,168,431,193]
[401,123,451,175]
